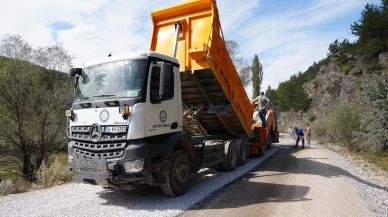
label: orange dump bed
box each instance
[150,0,253,138]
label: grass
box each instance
[360,152,388,172]
[0,152,71,196]
[36,153,72,188]
[0,156,20,180]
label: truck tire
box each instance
[236,139,247,166]
[266,133,272,150]
[161,150,191,197]
[221,140,237,171]
[258,146,265,156]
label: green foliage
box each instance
[330,103,361,150]
[308,115,317,122]
[328,39,353,56]
[265,85,277,103]
[351,2,388,44]
[0,34,73,181]
[274,58,329,112]
[251,54,263,98]
[327,1,387,57]
[361,152,388,172]
[367,63,385,71]
[342,65,353,73]
[356,39,386,56]
[357,75,388,153]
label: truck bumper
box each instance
[68,140,167,189]
[70,154,109,187]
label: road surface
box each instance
[182,137,373,217]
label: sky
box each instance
[0,0,381,98]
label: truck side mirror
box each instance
[159,63,172,97]
[68,68,82,77]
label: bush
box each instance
[367,63,385,71]
[308,115,317,122]
[357,75,388,153]
[341,65,353,73]
[311,119,334,143]
[36,156,71,188]
[329,103,361,150]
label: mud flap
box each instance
[71,154,108,187]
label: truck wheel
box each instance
[258,146,265,156]
[221,140,237,171]
[161,150,191,197]
[236,139,247,166]
[266,134,272,150]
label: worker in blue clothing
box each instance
[294,127,305,149]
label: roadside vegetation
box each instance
[0,35,74,196]
[277,0,388,171]
[313,0,388,170]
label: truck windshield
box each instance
[74,59,146,99]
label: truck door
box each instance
[145,62,180,137]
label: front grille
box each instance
[72,133,126,141]
[71,125,127,159]
[74,147,124,158]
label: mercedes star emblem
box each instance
[89,124,102,142]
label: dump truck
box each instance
[65,0,273,197]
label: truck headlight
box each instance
[123,159,144,173]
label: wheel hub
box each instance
[175,163,189,185]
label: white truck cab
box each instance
[66,52,188,193]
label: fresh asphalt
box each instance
[181,136,371,217]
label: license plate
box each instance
[103,126,126,133]
[77,159,99,173]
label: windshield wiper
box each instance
[94,94,125,107]
[77,96,98,108]
[93,94,116,98]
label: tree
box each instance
[351,1,388,44]
[265,85,277,103]
[0,34,73,180]
[328,39,352,56]
[225,40,251,87]
[251,54,263,98]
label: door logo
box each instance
[89,124,102,142]
[100,109,109,122]
[160,110,167,123]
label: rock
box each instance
[346,53,355,60]
[304,81,318,96]
[350,66,363,76]
[378,52,388,68]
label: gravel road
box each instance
[0,144,279,217]
[182,136,388,217]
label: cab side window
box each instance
[149,65,174,101]
[163,66,174,100]
[150,66,161,99]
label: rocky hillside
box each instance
[278,52,388,132]
[305,52,388,116]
